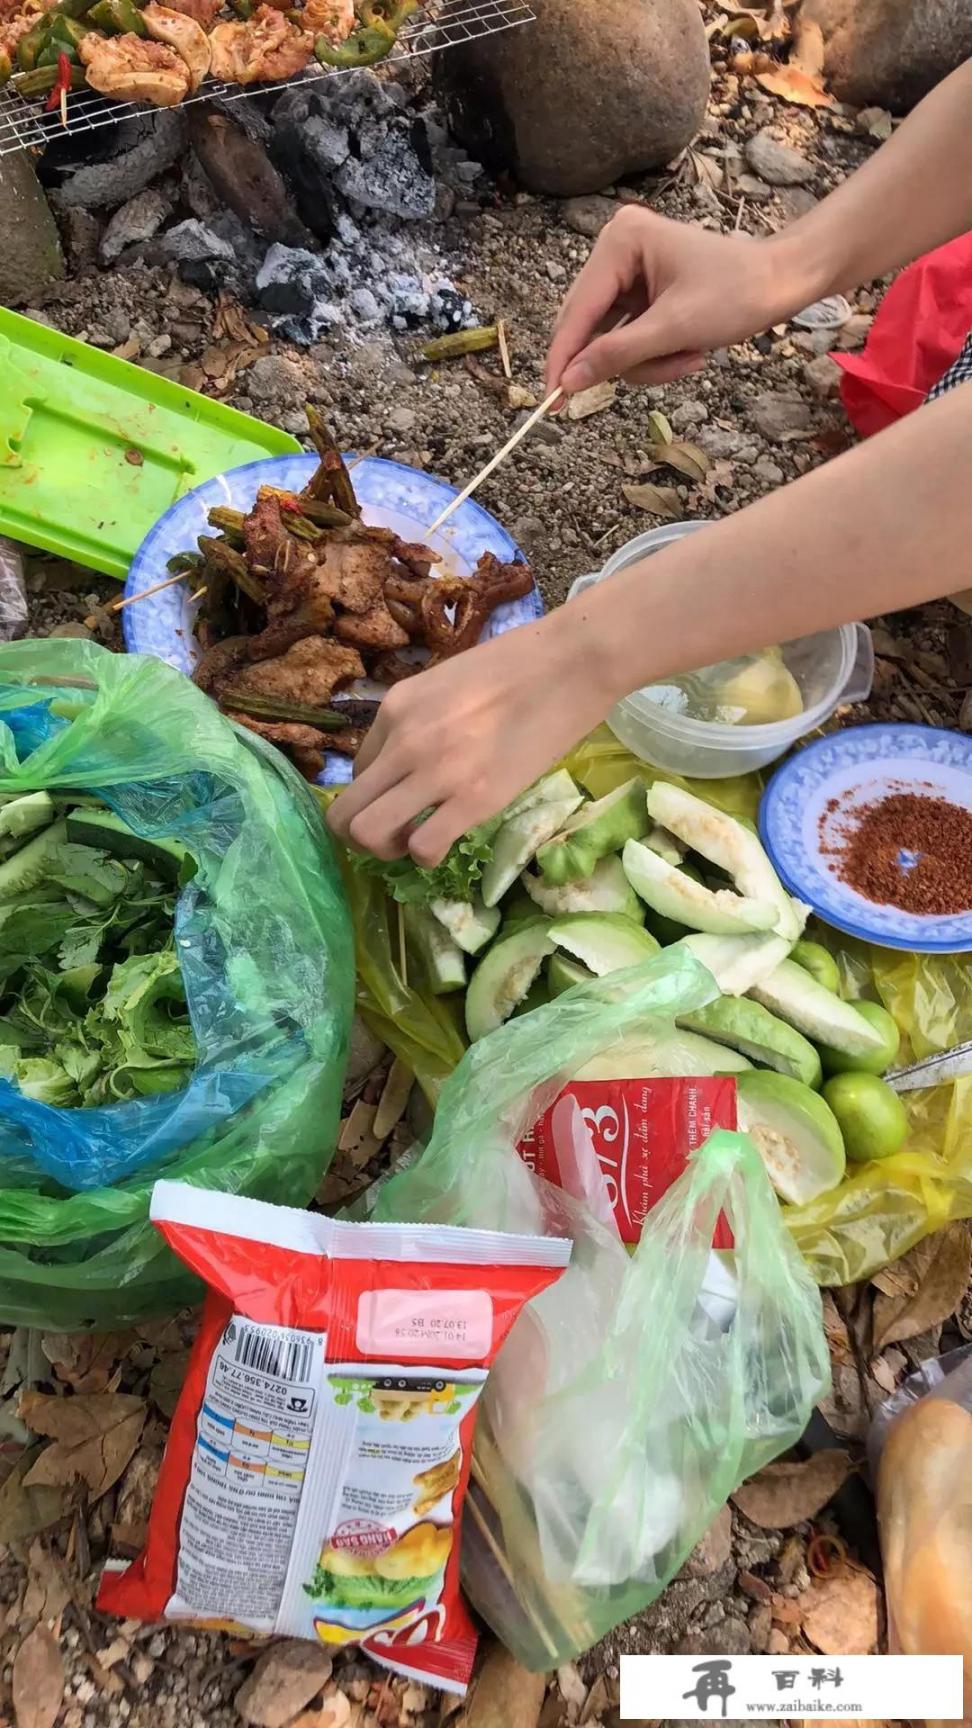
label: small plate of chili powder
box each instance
[759,724,972,951]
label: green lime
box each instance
[821,1072,908,1162]
[819,1000,901,1077]
[791,939,841,996]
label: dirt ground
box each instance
[2,8,971,1728]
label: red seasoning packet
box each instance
[517,1077,737,1248]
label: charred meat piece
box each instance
[208,4,314,83]
[327,726,368,759]
[157,0,222,25]
[421,554,535,660]
[301,0,354,42]
[143,0,210,88]
[218,637,365,709]
[80,30,191,104]
[226,714,327,782]
[192,635,251,696]
[370,651,423,685]
[333,602,410,653]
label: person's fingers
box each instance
[326,743,405,843]
[344,773,447,861]
[559,299,689,393]
[621,351,705,387]
[407,795,486,868]
[545,241,633,393]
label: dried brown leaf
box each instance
[463,1644,546,1728]
[21,1540,71,1628]
[790,16,825,78]
[0,1448,70,1543]
[858,105,893,141]
[644,439,710,483]
[567,380,617,420]
[800,1568,880,1654]
[13,1622,65,1728]
[149,1349,190,1419]
[756,63,834,107]
[41,1332,132,1396]
[870,1355,898,1395]
[872,1224,972,1352]
[557,1665,587,1709]
[689,148,725,192]
[236,1643,334,1728]
[20,1391,146,1501]
[733,48,834,106]
[622,481,681,520]
[732,1450,853,1528]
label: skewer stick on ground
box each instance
[427,313,629,534]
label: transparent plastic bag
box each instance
[0,537,27,644]
[871,1348,972,1725]
[0,639,353,1330]
[372,949,829,1667]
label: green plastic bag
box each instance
[374,948,829,1668]
[0,640,353,1330]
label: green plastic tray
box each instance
[0,307,302,579]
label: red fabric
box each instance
[833,233,972,436]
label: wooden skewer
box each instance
[427,384,564,534]
[109,569,196,612]
[427,313,630,535]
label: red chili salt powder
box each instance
[822,791,972,916]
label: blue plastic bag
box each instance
[0,640,353,1327]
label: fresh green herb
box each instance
[0,792,196,1108]
[348,816,501,906]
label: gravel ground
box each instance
[3,11,968,1728]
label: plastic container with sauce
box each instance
[568,520,874,779]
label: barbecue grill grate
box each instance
[0,0,533,155]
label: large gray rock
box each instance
[0,153,64,304]
[434,0,710,197]
[804,0,972,111]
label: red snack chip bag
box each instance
[98,1183,569,1693]
[518,1077,737,1248]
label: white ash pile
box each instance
[39,69,483,344]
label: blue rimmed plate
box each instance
[759,723,972,952]
[123,454,542,785]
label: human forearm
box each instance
[766,59,972,315]
[578,380,972,704]
[329,383,972,868]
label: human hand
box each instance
[326,607,617,867]
[546,206,795,395]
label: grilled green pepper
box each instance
[0,50,11,87]
[17,19,53,73]
[87,0,147,34]
[314,0,415,67]
[12,59,85,96]
[49,16,90,51]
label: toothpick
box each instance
[108,569,197,613]
[427,313,630,535]
[427,385,564,533]
[496,319,512,381]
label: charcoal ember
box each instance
[44,111,188,212]
[157,219,238,292]
[255,243,344,344]
[334,116,436,220]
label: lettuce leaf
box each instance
[349,817,500,906]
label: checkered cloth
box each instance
[926,331,972,401]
